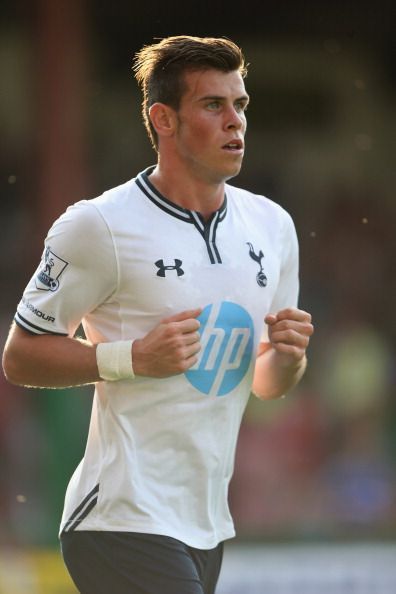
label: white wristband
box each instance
[96,340,135,381]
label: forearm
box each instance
[252,344,307,400]
[2,324,100,388]
[2,308,202,388]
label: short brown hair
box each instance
[133,35,248,150]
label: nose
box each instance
[224,106,245,130]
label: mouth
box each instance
[222,139,244,153]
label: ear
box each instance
[149,103,177,139]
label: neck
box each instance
[148,161,226,221]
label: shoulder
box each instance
[50,177,138,237]
[225,183,295,230]
[92,177,137,210]
[48,199,108,244]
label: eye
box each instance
[206,100,221,110]
[235,101,248,113]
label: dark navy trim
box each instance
[190,210,223,264]
[136,168,191,222]
[210,215,222,263]
[136,167,226,264]
[62,484,99,533]
[15,313,68,336]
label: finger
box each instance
[169,343,202,374]
[183,331,201,345]
[176,318,202,334]
[271,342,306,358]
[183,341,202,358]
[161,308,202,324]
[270,329,311,348]
[275,307,312,323]
[181,349,202,370]
[269,319,314,336]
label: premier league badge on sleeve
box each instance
[35,246,68,292]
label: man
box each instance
[2,36,313,594]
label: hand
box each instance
[264,307,314,367]
[132,308,202,378]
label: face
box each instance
[172,68,249,185]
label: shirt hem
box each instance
[59,520,236,550]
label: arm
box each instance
[2,309,202,389]
[252,307,313,400]
[2,324,100,388]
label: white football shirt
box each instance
[15,166,300,549]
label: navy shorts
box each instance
[61,531,224,594]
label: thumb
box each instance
[161,308,203,324]
[265,313,278,325]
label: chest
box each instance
[113,207,282,334]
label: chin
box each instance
[201,159,243,184]
[210,169,240,184]
[224,163,243,180]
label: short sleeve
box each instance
[260,209,300,343]
[15,200,118,337]
[269,209,300,313]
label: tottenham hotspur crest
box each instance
[247,242,267,287]
[35,246,68,291]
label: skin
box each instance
[2,67,313,397]
[148,69,248,218]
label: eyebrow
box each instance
[198,94,250,104]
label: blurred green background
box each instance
[0,0,395,591]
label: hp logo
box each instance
[185,302,254,397]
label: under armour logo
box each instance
[155,259,184,277]
[247,242,267,287]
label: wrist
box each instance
[96,340,135,381]
[270,348,306,370]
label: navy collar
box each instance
[135,166,227,225]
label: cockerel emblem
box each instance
[247,242,267,287]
